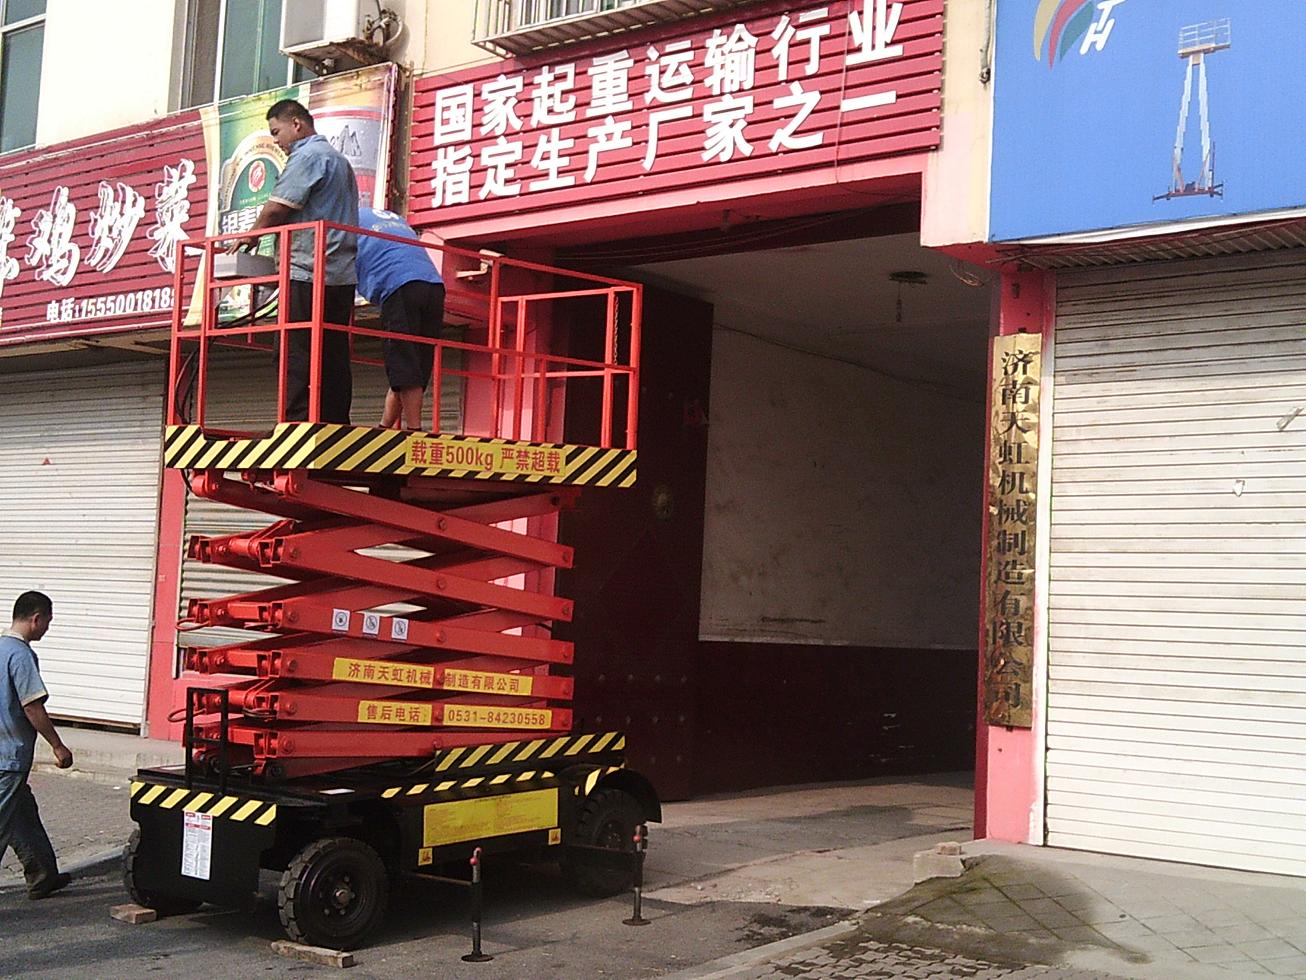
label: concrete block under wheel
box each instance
[271,940,356,969]
[110,904,158,924]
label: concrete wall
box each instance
[920,0,992,248]
[699,327,984,650]
[394,0,498,75]
[36,0,183,146]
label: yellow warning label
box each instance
[423,789,559,847]
[417,847,434,866]
[406,437,566,477]
[443,668,535,697]
[442,705,553,729]
[357,700,433,726]
[547,828,562,846]
[333,658,434,688]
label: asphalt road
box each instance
[0,852,842,978]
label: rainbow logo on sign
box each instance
[1033,0,1096,66]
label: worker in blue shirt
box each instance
[231,99,359,424]
[0,591,74,900]
[356,207,446,430]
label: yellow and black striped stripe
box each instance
[379,732,626,799]
[581,765,626,798]
[164,424,637,487]
[431,732,624,773]
[130,782,278,826]
[381,768,554,800]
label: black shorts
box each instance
[381,281,446,391]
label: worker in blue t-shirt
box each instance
[356,207,446,430]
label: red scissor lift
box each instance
[125,222,658,950]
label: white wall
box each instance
[699,327,985,650]
[920,0,992,247]
[36,0,182,146]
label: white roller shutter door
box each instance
[1046,250,1306,875]
[0,362,164,727]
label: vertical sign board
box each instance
[410,0,944,230]
[984,334,1041,728]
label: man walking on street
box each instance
[0,591,74,900]
[356,207,447,430]
[234,98,360,423]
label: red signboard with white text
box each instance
[0,115,208,344]
[410,0,942,231]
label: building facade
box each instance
[966,0,1306,878]
[0,0,1003,800]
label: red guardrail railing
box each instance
[166,221,641,450]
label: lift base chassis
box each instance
[127,732,658,916]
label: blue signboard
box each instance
[990,1,1306,241]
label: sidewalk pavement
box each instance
[32,724,182,784]
[15,737,1306,980]
[676,840,1306,979]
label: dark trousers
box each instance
[286,281,354,424]
[0,770,59,891]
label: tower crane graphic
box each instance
[1155,18,1231,201]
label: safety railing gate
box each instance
[165,223,641,780]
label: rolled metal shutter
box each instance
[1046,249,1306,875]
[0,362,164,728]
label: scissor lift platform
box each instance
[127,221,654,951]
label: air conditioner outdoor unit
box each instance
[281,0,388,72]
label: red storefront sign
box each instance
[410,0,942,230]
[0,114,207,345]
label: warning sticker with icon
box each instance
[390,618,410,641]
[331,609,351,632]
[362,613,381,636]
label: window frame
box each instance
[181,0,306,109]
[0,0,46,153]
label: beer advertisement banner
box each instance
[0,64,396,346]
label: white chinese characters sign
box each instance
[411,0,942,227]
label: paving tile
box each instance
[1050,925,1113,945]
[1138,912,1203,933]
[1116,934,1185,957]
[1051,893,1103,912]
[998,883,1048,901]
[955,887,1010,907]
[1028,909,1086,931]
[1187,945,1253,965]
[1163,928,1224,950]
[1092,920,1154,941]
[1263,956,1306,977]
[1193,907,1253,929]
[1216,923,1277,943]
[1242,938,1305,960]
[978,913,1044,933]
[1073,907,1133,926]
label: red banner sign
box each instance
[0,115,208,345]
[411,0,942,230]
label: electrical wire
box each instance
[714,321,984,405]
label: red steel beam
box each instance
[256,533,572,621]
[271,471,573,568]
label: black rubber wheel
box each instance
[122,829,203,916]
[562,788,643,898]
[278,837,389,950]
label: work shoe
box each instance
[28,873,71,900]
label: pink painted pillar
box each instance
[975,269,1054,843]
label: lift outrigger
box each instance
[124,220,656,950]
